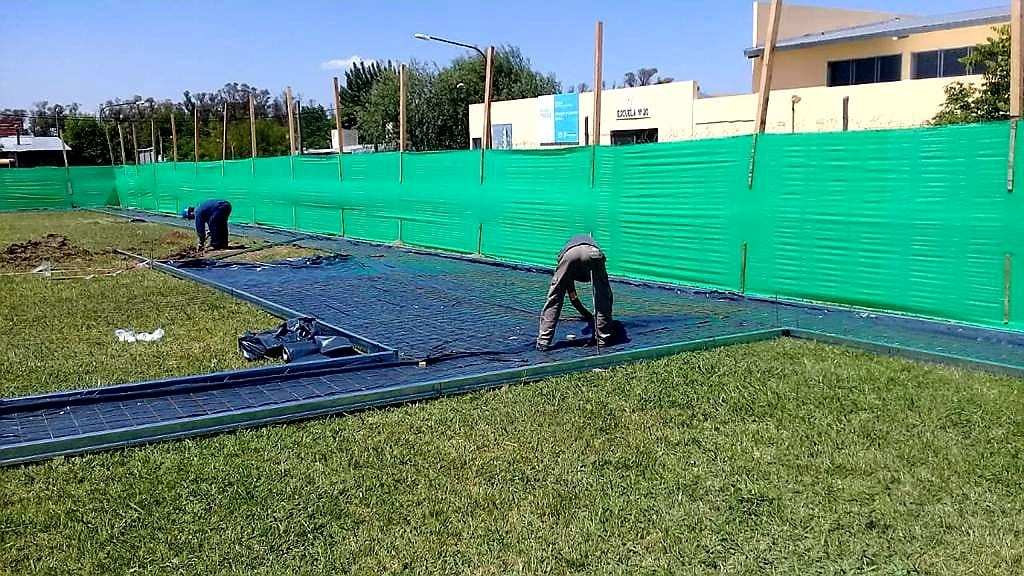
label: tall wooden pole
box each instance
[285,87,296,156]
[170,112,178,163]
[295,100,304,154]
[103,121,115,167]
[1012,0,1024,118]
[480,46,494,184]
[55,113,73,206]
[748,0,783,190]
[221,101,228,175]
[249,93,257,174]
[333,76,344,180]
[150,118,156,162]
[754,0,783,135]
[399,63,407,183]
[117,123,126,165]
[131,122,139,165]
[193,107,200,166]
[591,21,603,186]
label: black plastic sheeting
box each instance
[1,209,1023,465]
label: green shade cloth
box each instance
[3,120,1020,330]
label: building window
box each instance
[912,47,984,79]
[827,54,902,86]
[610,128,658,146]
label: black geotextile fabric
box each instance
[2,210,1023,453]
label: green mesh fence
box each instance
[0,165,118,210]
[2,121,1020,331]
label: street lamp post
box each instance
[414,32,495,182]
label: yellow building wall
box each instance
[754,24,1003,90]
[753,1,900,48]
[694,76,982,139]
[471,82,699,148]
[470,75,982,147]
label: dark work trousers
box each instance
[537,244,614,347]
[207,205,231,249]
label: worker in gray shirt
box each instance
[537,234,614,351]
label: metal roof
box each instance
[0,136,70,152]
[745,6,1009,58]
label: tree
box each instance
[348,46,557,151]
[298,102,332,150]
[932,26,1010,125]
[338,61,396,129]
[63,118,111,165]
[622,67,673,88]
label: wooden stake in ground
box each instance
[221,102,228,175]
[754,0,783,135]
[591,20,603,186]
[480,46,494,184]
[170,112,178,163]
[285,87,296,156]
[117,123,126,165]
[249,93,257,174]
[333,76,344,180]
[399,63,407,183]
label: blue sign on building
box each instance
[553,93,579,144]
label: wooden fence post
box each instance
[333,76,344,180]
[249,93,257,175]
[221,102,228,176]
[117,123,126,165]
[399,63,407,183]
[480,46,494,184]
[171,112,178,164]
[286,86,296,179]
[193,106,200,170]
[748,0,783,189]
[591,20,603,187]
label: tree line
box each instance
[2,46,687,166]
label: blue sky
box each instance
[0,0,1001,112]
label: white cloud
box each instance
[320,55,376,71]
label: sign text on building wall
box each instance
[616,106,651,120]
[537,94,579,145]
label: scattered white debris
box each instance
[31,261,53,276]
[115,328,165,343]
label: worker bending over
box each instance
[537,234,615,351]
[183,199,232,251]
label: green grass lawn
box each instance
[0,211,283,397]
[1,211,1022,575]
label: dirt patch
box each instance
[0,234,92,267]
[163,243,252,261]
[160,230,192,245]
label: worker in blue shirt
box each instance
[183,199,232,250]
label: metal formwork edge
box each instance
[0,329,783,466]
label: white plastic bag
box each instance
[115,328,165,343]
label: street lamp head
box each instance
[413,33,432,41]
